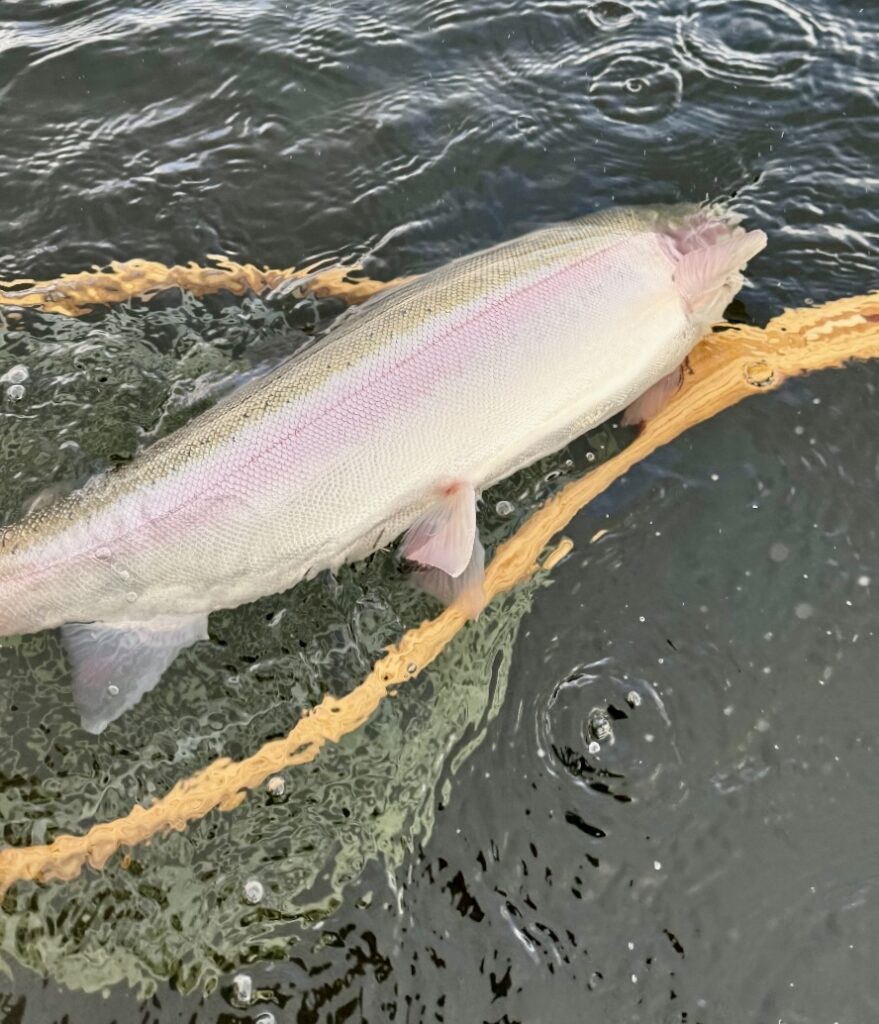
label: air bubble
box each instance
[1,365,29,384]
[266,776,286,797]
[744,360,775,387]
[243,878,265,904]
[5,384,25,401]
[495,500,515,517]
[585,0,637,30]
[588,708,613,743]
[125,591,138,603]
[232,973,253,1006]
[769,542,789,562]
[514,113,539,138]
[107,684,119,697]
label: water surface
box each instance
[0,0,878,1020]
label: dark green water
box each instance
[1,0,878,1021]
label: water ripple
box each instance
[538,660,677,803]
[588,47,683,124]
[677,0,818,85]
[583,0,640,32]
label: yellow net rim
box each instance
[0,256,409,316]
[0,257,877,895]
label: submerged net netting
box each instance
[0,256,877,993]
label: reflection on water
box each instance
[1,0,878,1018]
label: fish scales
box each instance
[0,203,766,731]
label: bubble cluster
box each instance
[538,664,671,797]
[2,365,29,402]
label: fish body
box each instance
[0,203,765,731]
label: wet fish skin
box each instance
[0,203,766,731]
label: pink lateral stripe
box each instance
[13,235,639,585]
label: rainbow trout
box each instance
[0,203,765,732]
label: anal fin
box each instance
[400,482,477,577]
[401,481,486,617]
[413,535,486,618]
[61,614,208,734]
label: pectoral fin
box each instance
[61,614,208,734]
[400,482,477,577]
[621,365,685,427]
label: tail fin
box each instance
[660,206,767,321]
